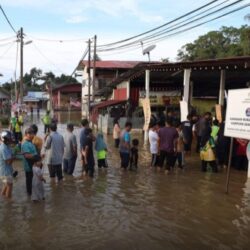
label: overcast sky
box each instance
[0,0,249,83]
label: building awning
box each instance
[23,97,39,102]
[92,100,126,109]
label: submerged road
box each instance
[0,112,249,249]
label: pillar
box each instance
[81,80,85,118]
[219,70,226,106]
[144,69,150,143]
[189,81,194,106]
[145,70,150,98]
[57,90,61,108]
[183,69,191,103]
[126,80,130,99]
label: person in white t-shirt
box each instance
[148,122,159,168]
[113,119,121,148]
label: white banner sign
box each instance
[180,101,188,122]
[141,98,151,131]
[224,88,250,140]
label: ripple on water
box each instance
[0,116,250,249]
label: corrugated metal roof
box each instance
[27,91,49,99]
[80,60,142,69]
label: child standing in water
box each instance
[129,139,139,170]
[32,158,46,202]
[95,133,108,168]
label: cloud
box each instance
[1,0,164,24]
[66,16,88,24]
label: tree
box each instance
[23,67,43,92]
[1,69,79,95]
[177,25,250,61]
[161,58,170,63]
[54,74,78,84]
[93,53,101,61]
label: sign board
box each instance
[224,89,250,140]
[141,98,151,131]
[180,101,188,122]
[139,91,181,106]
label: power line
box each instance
[136,3,250,48]
[30,41,89,85]
[97,2,249,55]
[0,41,15,47]
[97,0,247,52]
[0,5,17,34]
[69,46,89,78]
[0,36,16,42]
[138,0,245,44]
[97,0,221,48]
[31,42,65,74]
[97,0,245,52]
[28,35,89,43]
[0,42,15,59]
[53,45,89,86]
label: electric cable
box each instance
[0,41,15,47]
[97,0,221,48]
[135,3,250,48]
[97,2,249,56]
[31,42,65,74]
[69,46,89,78]
[97,0,247,52]
[0,42,15,59]
[28,35,88,43]
[0,36,16,42]
[0,5,17,34]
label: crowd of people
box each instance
[0,109,249,201]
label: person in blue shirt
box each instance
[119,122,132,169]
[0,130,15,198]
[21,127,38,196]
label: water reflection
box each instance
[0,112,250,249]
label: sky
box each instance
[0,0,249,83]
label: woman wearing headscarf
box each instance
[200,125,218,173]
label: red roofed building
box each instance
[77,60,143,116]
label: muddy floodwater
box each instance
[0,112,250,250]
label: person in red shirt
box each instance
[234,138,248,171]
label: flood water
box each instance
[0,111,250,250]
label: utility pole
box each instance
[92,35,97,103]
[19,27,24,104]
[87,39,91,120]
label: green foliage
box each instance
[161,58,170,63]
[93,53,101,61]
[1,68,78,94]
[177,25,250,61]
